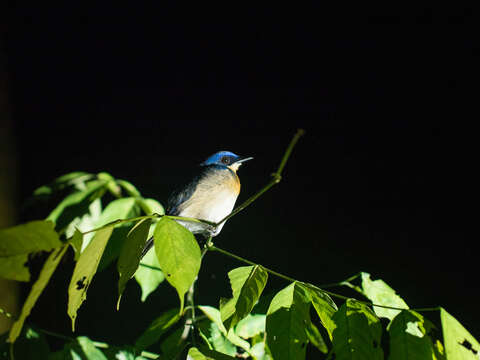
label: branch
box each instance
[216,128,305,227]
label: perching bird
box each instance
[141,151,253,257]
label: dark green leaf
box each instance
[7,326,50,360]
[329,299,383,360]
[135,308,180,350]
[388,310,437,360]
[361,272,409,320]
[154,217,201,312]
[47,180,108,231]
[220,265,268,331]
[306,322,328,354]
[117,218,152,309]
[68,226,114,331]
[8,245,68,343]
[0,220,61,257]
[266,282,311,360]
[440,307,480,360]
[298,283,337,340]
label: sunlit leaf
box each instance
[47,179,107,231]
[235,314,266,339]
[70,229,83,261]
[440,307,480,360]
[117,218,152,309]
[207,322,237,356]
[187,346,237,360]
[8,245,68,343]
[198,306,250,352]
[266,282,311,360]
[67,226,114,331]
[298,282,337,340]
[0,254,30,281]
[154,217,201,312]
[137,198,165,215]
[135,308,180,350]
[220,265,268,331]
[33,171,92,196]
[0,220,61,256]
[117,179,142,197]
[54,336,108,360]
[329,299,383,360]
[361,272,409,321]
[135,246,165,302]
[388,310,437,360]
[91,197,138,269]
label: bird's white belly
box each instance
[177,189,238,236]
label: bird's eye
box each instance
[221,156,230,164]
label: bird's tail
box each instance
[141,236,154,259]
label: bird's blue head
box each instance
[201,151,253,172]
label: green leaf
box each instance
[67,226,114,331]
[306,322,328,354]
[198,306,250,352]
[92,197,138,269]
[187,346,237,360]
[361,272,409,321]
[440,307,480,360]
[250,342,272,360]
[134,308,180,350]
[266,282,311,360]
[298,283,337,340]
[117,218,152,309]
[8,326,50,360]
[137,198,165,215]
[235,314,266,339]
[0,220,62,256]
[220,265,268,331]
[47,179,107,231]
[70,229,83,261]
[8,244,68,343]
[33,171,93,196]
[388,310,437,360]
[134,246,165,302]
[206,322,237,356]
[154,217,201,312]
[117,179,142,197]
[56,336,108,360]
[329,299,383,360]
[0,254,30,281]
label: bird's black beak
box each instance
[235,156,254,164]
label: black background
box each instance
[5,4,478,347]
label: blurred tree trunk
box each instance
[0,30,19,334]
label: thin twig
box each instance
[209,244,437,313]
[216,129,305,227]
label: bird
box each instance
[141,151,253,257]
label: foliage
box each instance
[1,130,478,359]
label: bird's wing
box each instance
[166,171,204,216]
